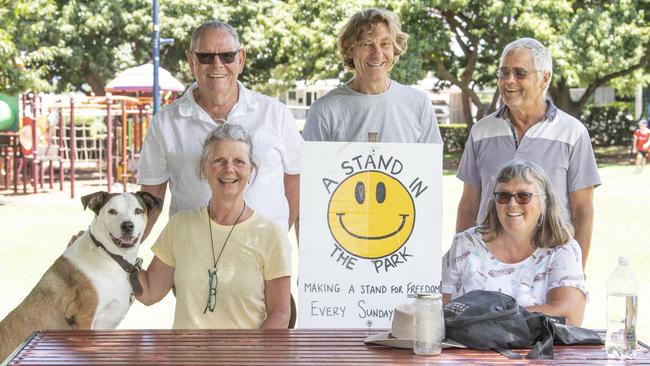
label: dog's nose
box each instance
[121,221,134,234]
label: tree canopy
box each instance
[1,0,648,121]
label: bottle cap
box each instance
[415,293,442,300]
[618,255,629,264]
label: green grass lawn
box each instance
[0,162,647,341]
[580,164,649,339]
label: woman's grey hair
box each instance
[198,123,256,180]
[338,8,409,70]
[479,160,574,248]
[190,20,240,50]
[500,37,553,97]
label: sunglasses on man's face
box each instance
[493,191,542,205]
[191,49,240,65]
[497,67,538,80]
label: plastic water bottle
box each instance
[606,255,638,360]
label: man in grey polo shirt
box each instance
[455,37,600,268]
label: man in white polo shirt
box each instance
[455,37,600,268]
[138,20,302,237]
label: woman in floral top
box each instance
[442,161,586,325]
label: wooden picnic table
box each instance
[3,328,650,365]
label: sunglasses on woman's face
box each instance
[493,191,542,205]
[191,49,240,65]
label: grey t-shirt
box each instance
[302,80,443,143]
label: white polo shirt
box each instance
[138,82,302,232]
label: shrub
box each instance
[580,103,637,147]
[440,123,469,152]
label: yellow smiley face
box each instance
[327,170,415,259]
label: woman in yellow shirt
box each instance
[137,123,291,329]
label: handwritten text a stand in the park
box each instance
[299,142,442,328]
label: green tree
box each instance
[0,0,61,94]
[541,2,650,116]
[0,0,153,95]
[400,0,524,125]
[399,0,650,124]
[2,0,648,114]
[56,0,152,95]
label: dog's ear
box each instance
[81,191,111,215]
[134,191,163,214]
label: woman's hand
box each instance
[136,256,174,306]
[260,276,291,329]
[526,286,586,326]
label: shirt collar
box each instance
[495,99,558,122]
[177,81,256,120]
[177,82,200,118]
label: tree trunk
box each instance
[549,79,580,117]
[490,89,500,113]
[462,90,473,127]
[83,72,106,96]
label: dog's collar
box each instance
[88,231,143,297]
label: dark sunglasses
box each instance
[497,67,539,80]
[191,49,240,65]
[493,191,542,205]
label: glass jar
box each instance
[413,293,443,355]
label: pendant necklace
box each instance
[204,201,246,313]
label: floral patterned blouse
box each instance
[442,227,587,307]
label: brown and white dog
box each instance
[0,191,162,361]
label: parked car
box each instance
[431,99,450,124]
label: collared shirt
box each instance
[138,81,303,232]
[457,100,601,224]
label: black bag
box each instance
[443,290,603,359]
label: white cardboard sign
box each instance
[298,142,442,328]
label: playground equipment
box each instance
[1,64,185,197]
[2,93,152,198]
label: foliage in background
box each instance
[399,0,522,124]
[0,0,648,121]
[439,124,468,152]
[399,0,650,125]
[580,102,637,147]
[542,2,650,117]
[0,0,61,93]
[0,0,153,96]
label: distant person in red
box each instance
[632,119,649,173]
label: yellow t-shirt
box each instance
[152,207,291,329]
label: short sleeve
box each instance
[567,131,601,192]
[418,97,443,144]
[302,105,329,142]
[456,131,481,187]
[151,214,179,268]
[137,115,169,185]
[262,225,292,280]
[547,240,587,297]
[442,234,465,295]
[278,106,303,175]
